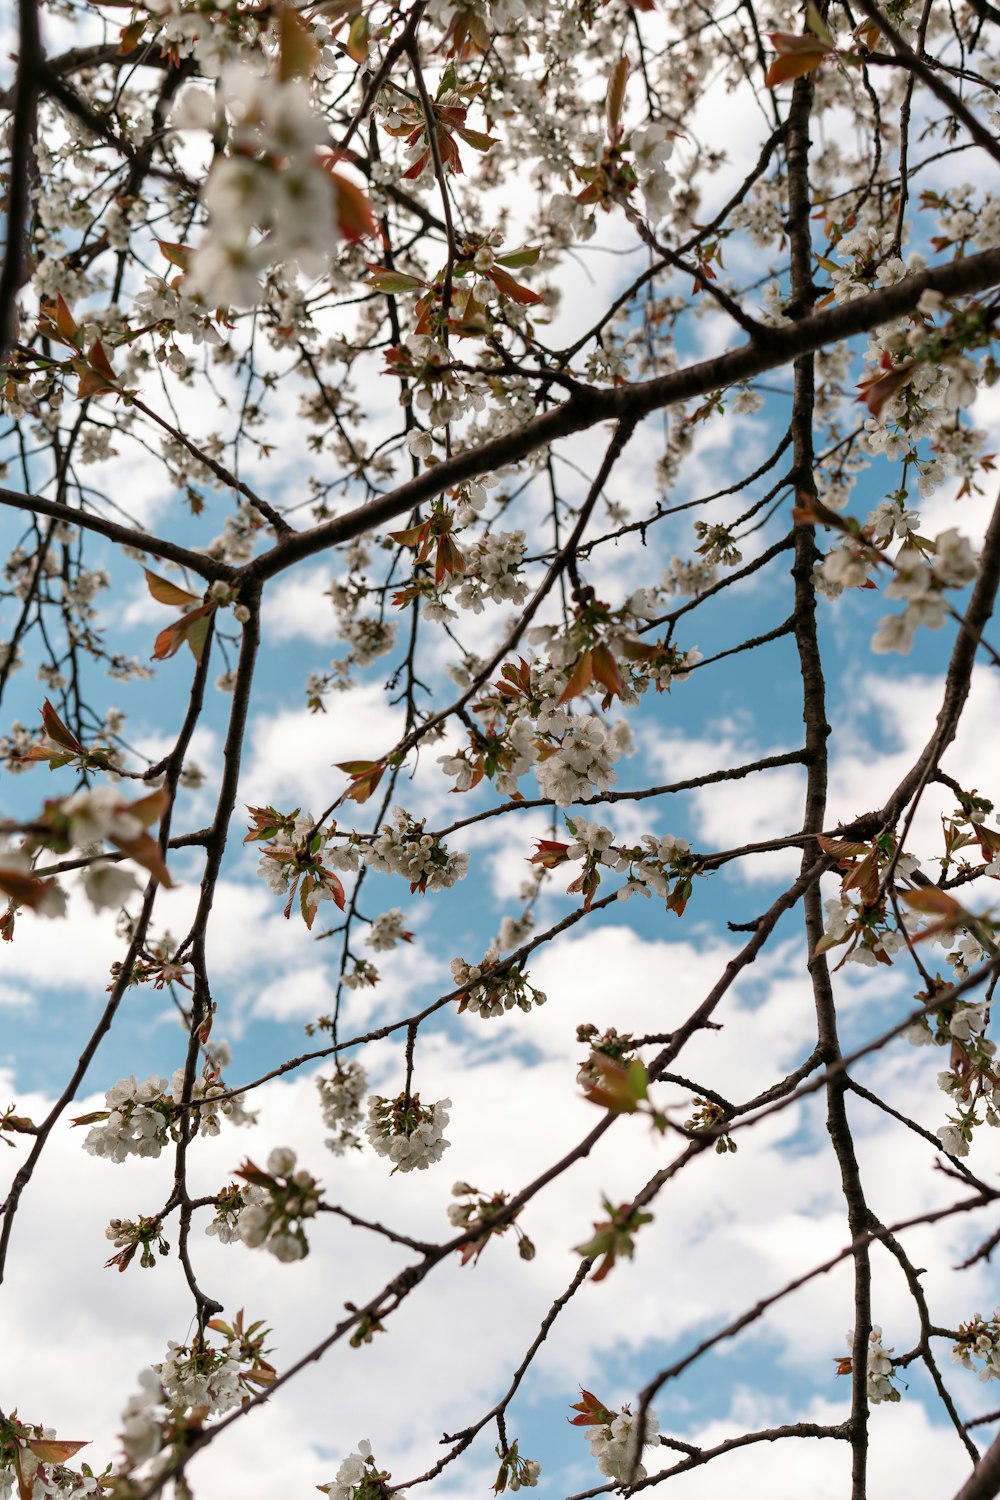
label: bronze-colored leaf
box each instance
[41,699,84,753]
[152,602,215,662]
[25,1439,90,1464]
[558,649,595,704]
[144,568,202,607]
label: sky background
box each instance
[2,11,1000,1499]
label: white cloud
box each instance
[241,685,405,808]
[646,664,1000,886]
[655,1391,972,1498]
[0,981,32,1008]
[1,915,994,1499]
[261,564,337,642]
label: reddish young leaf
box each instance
[118,17,146,51]
[127,786,170,830]
[529,839,571,868]
[234,1159,279,1189]
[156,238,191,271]
[152,602,215,662]
[41,699,85,753]
[25,1439,90,1464]
[568,1389,616,1426]
[144,568,201,607]
[764,34,833,88]
[841,849,880,905]
[903,888,969,922]
[567,863,601,911]
[487,266,543,305]
[42,291,80,347]
[606,54,630,145]
[0,868,55,910]
[855,359,916,417]
[111,829,173,889]
[591,641,626,700]
[336,761,386,804]
[435,532,466,586]
[818,835,872,859]
[278,4,320,81]
[316,152,378,243]
[558,649,595,704]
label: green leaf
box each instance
[366,267,428,294]
[495,246,541,269]
[805,0,836,47]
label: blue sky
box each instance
[3,30,1000,1495]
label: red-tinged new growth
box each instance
[249,806,346,928]
[765,2,848,88]
[574,1197,654,1281]
[0,1414,93,1500]
[448,1181,535,1264]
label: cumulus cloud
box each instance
[2,913,990,1499]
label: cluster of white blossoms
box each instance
[119,1370,166,1470]
[365,1093,451,1172]
[400,333,490,429]
[932,1010,998,1159]
[844,1327,900,1404]
[317,1061,368,1154]
[448,1182,536,1262]
[342,959,379,991]
[953,1309,1000,1380]
[82,1074,172,1162]
[437,716,538,798]
[453,531,529,613]
[253,807,348,924]
[205,1183,253,1245]
[451,943,547,1019]
[366,908,411,951]
[0,1426,100,1500]
[871,530,979,656]
[238,1147,321,1261]
[615,832,693,901]
[120,1324,273,1475]
[170,1065,256,1136]
[540,816,695,911]
[585,1404,660,1483]
[535,716,634,807]
[1,782,180,917]
[81,1053,255,1164]
[256,809,320,894]
[630,122,674,224]
[158,1340,244,1414]
[729,175,787,248]
[819,895,906,969]
[325,554,398,687]
[829,225,920,305]
[365,809,470,892]
[817,538,877,597]
[80,861,139,914]
[318,1439,401,1500]
[497,909,535,952]
[175,61,339,310]
[132,272,223,350]
[661,556,717,596]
